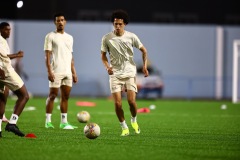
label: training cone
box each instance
[25,133,37,138]
[137,107,150,113]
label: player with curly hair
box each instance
[101,9,149,136]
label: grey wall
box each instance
[11,20,240,99]
[222,26,240,98]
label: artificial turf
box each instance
[0,97,239,160]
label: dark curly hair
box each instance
[111,9,129,24]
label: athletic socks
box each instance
[61,113,68,123]
[120,120,128,129]
[9,114,19,124]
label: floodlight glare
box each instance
[17,1,23,8]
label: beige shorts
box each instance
[109,76,137,93]
[49,73,72,88]
[0,70,24,93]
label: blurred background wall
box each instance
[0,0,239,99]
[6,21,239,99]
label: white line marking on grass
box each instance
[5,106,36,112]
[24,106,36,111]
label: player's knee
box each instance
[127,99,135,106]
[24,93,29,102]
[61,95,70,101]
[114,101,122,108]
[49,94,57,101]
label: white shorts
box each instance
[0,70,24,93]
[49,73,72,88]
[109,76,137,93]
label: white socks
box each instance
[9,114,18,124]
[46,113,68,123]
[120,120,128,129]
[120,116,138,129]
[61,113,67,123]
[46,113,52,123]
[131,116,137,123]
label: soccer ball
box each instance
[84,123,100,139]
[77,111,90,123]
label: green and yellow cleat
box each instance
[131,122,140,134]
[121,128,129,136]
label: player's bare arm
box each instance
[101,51,113,75]
[45,50,55,82]
[8,50,24,59]
[140,46,149,77]
[71,58,78,83]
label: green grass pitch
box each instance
[0,97,240,160]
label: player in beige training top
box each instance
[44,13,78,129]
[101,9,149,136]
[0,22,29,137]
[0,22,27,123]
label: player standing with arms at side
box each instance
[44,13,78,129]
[101,9,149,136]
[0,22,29,137]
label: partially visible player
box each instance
[0,22,26,123]
[0,22,29,137]
[44,12,78,129]
[101,9,149,136]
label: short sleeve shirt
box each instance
[101,31,143,79]
[0,35,14,74]
[44,31,73,74]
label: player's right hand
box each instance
[107,67,113,75]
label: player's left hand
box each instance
[73,74,78,83]
[48,72,55,82]
[142,67,149,77]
